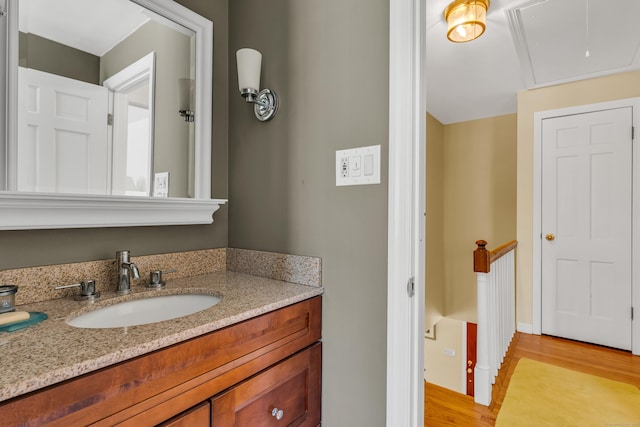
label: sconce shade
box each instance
[236,48,262,92]
[236,47,278,121]
[444,0,490,43]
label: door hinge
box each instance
[407,276,415,297]
[107,113,114,126]
[632,307,634,321]
[632,126,635,140]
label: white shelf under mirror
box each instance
[0,193,226,230]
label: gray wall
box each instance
[228,1,389,425]
[19,32,100,85]
[0,0,229,270]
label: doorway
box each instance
[533,98,640,355]
[103,52,156,197]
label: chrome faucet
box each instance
[116,250,140,295]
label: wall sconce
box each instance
[178,78,195,122]
[444,0,490,43]
[236,48,279,122]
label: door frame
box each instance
[387,0,426,425]
[532,98,640,355]
[103,52,156,197]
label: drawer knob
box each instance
[271,407,284,420]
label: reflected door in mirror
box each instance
[17,67,109,194]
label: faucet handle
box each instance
[147,269,177,288]
[55,279,100,301]
[121,261,140,280]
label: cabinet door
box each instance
[211,343,321,426]
[158,401,210,427]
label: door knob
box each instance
[545,233,555,241]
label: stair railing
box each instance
[473,239,517,406]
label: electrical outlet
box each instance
[153,172,169,198]
[443,348,456,357]
[340,157,349,178]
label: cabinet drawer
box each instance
[212,343,321,426]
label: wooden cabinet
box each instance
[0,297,321,427]
[211,343,321,426]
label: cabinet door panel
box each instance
[158,401,210,427]
[237,370,307,425]
[212,343,321,427]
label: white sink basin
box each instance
[66,294,222,328]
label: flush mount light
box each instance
[236,48,279,122]
[444,0,490,43]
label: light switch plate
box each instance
[336,145,380,186]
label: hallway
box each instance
[424,332,640,426]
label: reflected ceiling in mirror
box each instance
[11,0,197,198]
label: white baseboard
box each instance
[517,322,533,334]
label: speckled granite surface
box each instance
[0,249,226,305]
[227,248,321,287]
[0,271,323,402]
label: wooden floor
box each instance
[424,333,640,426]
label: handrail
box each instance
[473,240,518,273]
[490,240,518,264]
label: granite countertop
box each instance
[0,271,323,402]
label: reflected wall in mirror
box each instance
[11,0,196,198]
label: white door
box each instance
[541,107,633,350]
[17,67,109,194]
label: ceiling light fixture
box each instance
[444,0,490,43]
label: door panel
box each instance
[17,67,109,194]
[541,107,632,350]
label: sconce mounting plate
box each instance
[254,89,279,122]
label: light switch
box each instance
[364,154,374,176]
[351,156,361,177]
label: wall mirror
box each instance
[0,0,225,229]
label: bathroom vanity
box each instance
[0,272,322,426]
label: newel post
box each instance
[474,240,490,273]
[474,239,492,405]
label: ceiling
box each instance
[19,0,149,56]
[427,0,640,124]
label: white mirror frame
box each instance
[0,0,226,230]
